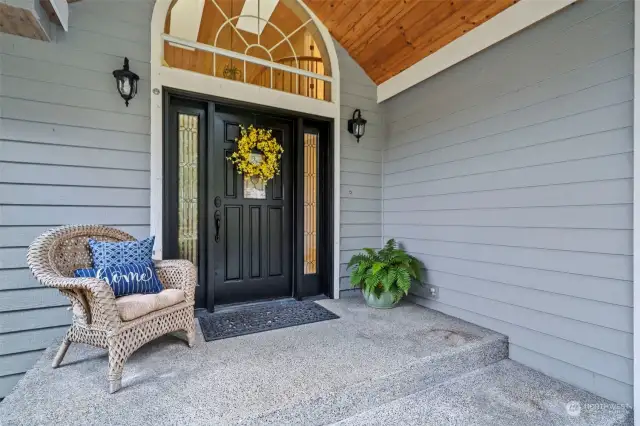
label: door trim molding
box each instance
[163,90,336,307]
[633,0,639,418]
[163,98,209,308]
[150,0,341,300]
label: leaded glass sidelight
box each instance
[178,114,199,267]
[162,0,332,101]
[304,132,317,274]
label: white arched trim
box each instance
[150,0,341,299]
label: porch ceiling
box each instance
[59,0,519,87]
[302,0,519,84]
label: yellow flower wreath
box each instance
[226,125,284,181]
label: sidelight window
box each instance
[177,113,199,267]
[303,131,318,274]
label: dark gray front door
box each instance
[211,106,293,305]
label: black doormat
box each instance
[198,299,340,342]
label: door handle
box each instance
[214,210,221,242]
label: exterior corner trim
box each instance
[632,0,639,419]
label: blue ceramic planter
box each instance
[362,289,399,309]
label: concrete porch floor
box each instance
[0,297,632,425]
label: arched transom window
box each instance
[163,0,333,101]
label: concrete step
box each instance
[332,360,633,426]
[244,330,507,425]
[0,298,508,426]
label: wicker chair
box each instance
[27,225,197,393]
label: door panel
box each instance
[224,149,238,198]
[224,205,242,281]
[268,206,283,276]
[212,108,293,305]
[249,206,261,278]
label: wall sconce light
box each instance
[112,57,139,107]
[347,109,367,143]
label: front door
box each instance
[165,93,331,312]
[210,106,293,306]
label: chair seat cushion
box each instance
[115,289,185,321]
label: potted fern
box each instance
[347,239,423,309]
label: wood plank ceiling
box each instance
[302,0,519,84]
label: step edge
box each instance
[330,359,634,426]
[242,335,508,425]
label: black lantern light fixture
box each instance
[347,109,367,143]
[112,57,139,107]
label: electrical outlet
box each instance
[425,285,439,299]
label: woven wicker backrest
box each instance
[29,225,136,279]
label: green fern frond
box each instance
[363,247,377,258]
[409,257,422,281]
[347,254,370,269]
[350,270,364,287]
[364,274,378,288]
[385,239,397,251]
[390,287,405,302]
[371,262,385,275]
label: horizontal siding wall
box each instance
[0,0,154,398]
[0,7,382,398]
[382,0,633,404]
[336,44,383,292]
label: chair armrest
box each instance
[155,260,197,303]
[39,275,121,329]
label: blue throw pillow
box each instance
[88,236,155,269]
[74,261,163,297]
